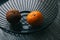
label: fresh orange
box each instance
[26,11,44,27]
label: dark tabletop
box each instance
[0,0,60,40]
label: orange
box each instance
[6,9,21,24]
[26,11,44,27]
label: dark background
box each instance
[0,0,60,40]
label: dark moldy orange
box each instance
[6,9,21,24]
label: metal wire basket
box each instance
[0,0,58,34]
